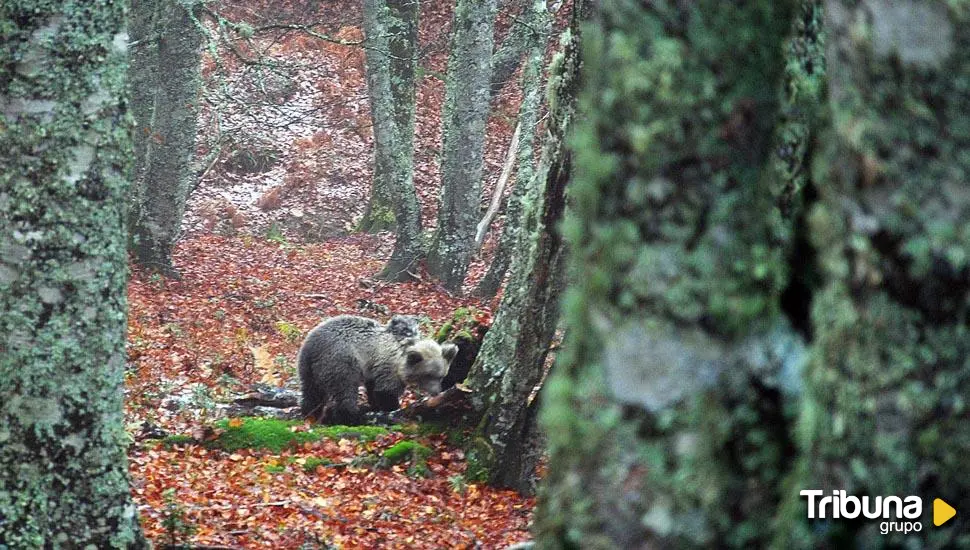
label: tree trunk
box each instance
[535,0,815,547]
[427,0,498,291]
[537,0,970,548]
[488,0,534,100]
[360,0,423,280]
[358,165,396,233]
[0,3,147,547]
[128,0,203,278]
[464,0,570,495]
[781,2,970,547]
[475,0,550,299]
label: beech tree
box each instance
[536,0,969,548]
[128,0,204,277]
[488,0,539,100]
[474,0,551,299]
[0,2,147,546]
[360,0,424,282]
[427,0,498,291]
[464,0,574,493]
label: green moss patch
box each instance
[263,463,286,474]
[213,418,319,452]
[381,440,432,464]
[381,440,433,476]
[434,306,489,342]
[210,418,393,453]
[463,437,493,483]
[381,440,431,465]
[313,424,393,441]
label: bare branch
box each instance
[476,121,521,249]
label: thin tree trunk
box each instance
[464,0,565,495]
[475,120,519,250]
[128,0,203,278]
[0,2,147,546]
[362,0,424,281]
[427,0,498,291]
[474,3,548,299]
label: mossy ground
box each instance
[156,418,395,453]
[381,440,431,463]
[381,440,433,476]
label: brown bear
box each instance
[298,315,457,424]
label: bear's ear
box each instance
[406,350,424,366]
[441,342,458,363]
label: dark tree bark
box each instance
[464,0,574,495]
[360,0,424,283]
[427,0,498,291]
[128,0,204,278]
[475,0,551,299]
[0,2,147,547]
[537,0,970,548]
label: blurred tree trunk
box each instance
[128,0,203,278]
[786,1,970,546]
[360,0,423,280]
[427,0,498,291]
[0,2,147,547]
[464,0,577,495]
[535,0,816,547]
[475,0,550,298]
[537,0,970,548]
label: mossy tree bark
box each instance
[128,0,203,278]
[427,0,498,291]
[0,2,147,547]
[361,0,423,283]
[474,0,551,300]
[535,0,819,547]
[785,1,970,546]
[537,0,970,548]
[465,1,578,495]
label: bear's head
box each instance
[401,339,458,396]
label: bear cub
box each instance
[298,314,458,424]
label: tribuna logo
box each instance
[800,490,923,534]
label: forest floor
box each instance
[125,236,530,548]
[125,0,544,547]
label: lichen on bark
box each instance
[128,0,204,277]
[535,0,819,547]
[783,1,970,546]
[0,1,147,547]
[427,0,499,291]
[361,0,424,283]
[537,0,970,548]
